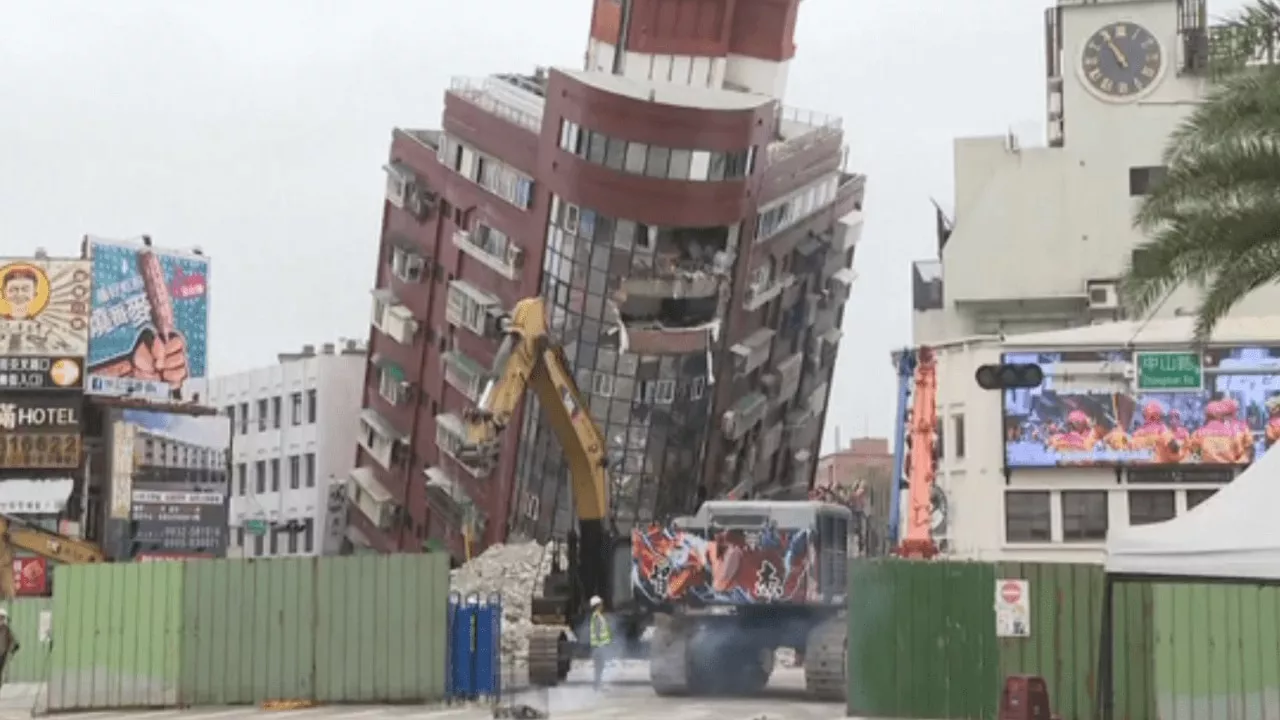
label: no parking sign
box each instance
[995,578,1031,638]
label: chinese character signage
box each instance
[0,356,83,391]
[1004,347,1280,468]
[0,259,91,356]
[0,395,82,469]
[85,238,209,402]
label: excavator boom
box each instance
[0,514,105,598]
[897,346,939,559]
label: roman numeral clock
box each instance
[1079,21,1165,101]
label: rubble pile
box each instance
[449,541,562,662]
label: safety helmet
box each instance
[589,595,602,607]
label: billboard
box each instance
[0,394,82,469]
[85,238,209,402]
[0,259,92,357]
[1004,348,1280,468]
[12,557,48,597]
[130,485,227,555]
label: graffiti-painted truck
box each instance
[627,499,851,699]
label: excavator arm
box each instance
[897,346,939,559]
[0,514,105,599]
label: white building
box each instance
[135,428,226,470]
[206,340,366,558]
[933,316,1280,564]
[913,0,1278,346]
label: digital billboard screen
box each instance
[1003,347,1280,468]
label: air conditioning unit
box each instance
[564,204,580,234]
[1087,280,1119,310]
[721,410,738,437]
[505,245,524,268]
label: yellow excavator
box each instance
[458,297,852,700]
[457,296,619,686]
[0,515,105,599]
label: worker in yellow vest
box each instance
[588,595,611,691]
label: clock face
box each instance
[1080,21,1163,100]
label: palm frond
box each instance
[1192,246,1280,343]
[1209,0,1280,75]
[1161,68,1280,165]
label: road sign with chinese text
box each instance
[1135,351,1203,392]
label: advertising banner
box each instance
[130,482,227,555]
[1004,348,1280,468]
[0,395,82,469]
[11,557,48,597]
[0,356,84,391]
[85,238,209,402]
[0,259,92,357]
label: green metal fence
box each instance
[2,597,53,683]
[45,554,450,711]
[847,559,1156,720]
[1151,582,1280,719]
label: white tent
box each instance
[1105,445,1280,580]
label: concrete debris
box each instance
[450,541,564,663]
[775,648,800,668]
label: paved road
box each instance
[0,664,842,720]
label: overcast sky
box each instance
[1,0,1248,451]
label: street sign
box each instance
[246,519,267,536]
[1000,580,1023,605]
[1135,351,1203,392]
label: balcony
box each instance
[835,172,867,215]
[453,228,523,281]
[622,322,717,356]
[807,328,843,370]
[448,74,546,133]
[435,413,488,477]
[347,467,396,531]
[758,423,784,464]
[370,289,419,345]
[764,352,804,406]
[424,466,473,526]
[743,273,795,311]
[446,280,504,338]
[731,328,774,378]
[827,267,857,304]
[807,380,830,416]
[786,410,820,452]
[443,350,487,403]
[619,274,720,302]
[722,392,768,441]
[357,409,408,470]
[767,106,843,164]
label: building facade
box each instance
[350,0,865,558]
[911,0,1280,563]
[208,341,366,558]
[912,0,1277,345]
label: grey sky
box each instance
[1,0,1248,452]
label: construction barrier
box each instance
[43,554,451,711]
[846,559,1157,720]
[446,593,502,701]
[1,597,53,684]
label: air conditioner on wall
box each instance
[1086,280,1119,310]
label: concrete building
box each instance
[134,428,226,471]
[928,317,1280,564]
[912,0,1274,346]
[207,341,366,558]
[815,437,894,555]
[351,0,865,559]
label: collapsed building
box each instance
[347,0,865,559]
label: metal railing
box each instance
[448,77,542,132]
[768,105,845,163]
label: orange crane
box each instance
[896,346,939,559]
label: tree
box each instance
[1120,2,1280,343]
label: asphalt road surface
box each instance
[0,664,843,720]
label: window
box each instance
[470,223,509,258]
[390,247,425,282]
[604,137,626,170]
[303,519,314,554]
[591,372,614,397]
[1129,166,1167,196]
[270,458,281,492]
[689,150,711,181]
[558,119,574,151]
[640,379,676,404]
[288,529,298,554]
[645,146,670,178]
[224,405,235,428]
[446,280,499,336]
[270,530,279,555]
[290,393,303,425]
[1061,491,1108,542]
[289,455,300,489]
[443,351,485,401]
[378,367,408,405]
[707,152,727,181]
[307,389,317,423]
[668,149,692,180]
[1128,490,1175,526]
[237,463,247,495]
[257,399,268,431]
[1187,488,1218,509]
[689,376,706,400]
[624,143,647,173]
[253,534,264,556]
[239,403,248,434]
[952,415,966,459]
[272,397,282,429]
[255,460,266,493]
[586,131,608,164]
[236,527,244,548]
[305,453,316,487]
[1005,491,1051,542]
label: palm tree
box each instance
[1120,1,1280,343]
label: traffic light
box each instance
[975,363,1044,390]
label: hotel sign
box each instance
[0,395,82,469]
